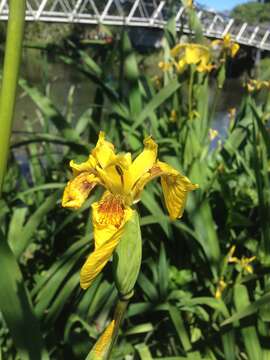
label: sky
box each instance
[199,0,250,12]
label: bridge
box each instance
[0,0,269,51]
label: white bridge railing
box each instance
[0,0,269,50]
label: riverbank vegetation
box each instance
[1,2,270,359]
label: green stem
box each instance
[106,296,130,360]
[0,0,26,195]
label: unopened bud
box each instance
[113,210,142,296]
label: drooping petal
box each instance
[80,197,133,289]
[127,136,158,191]
[132,161,198,219]
[91,131,117,169]
[158,161,198,219]
[62,172,99,209]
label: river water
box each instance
[13,48,243,136]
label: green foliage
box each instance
[1,13,270,360]
[231,2,270,24]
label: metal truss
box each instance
[0,0,269,51]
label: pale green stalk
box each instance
[188,66,195,119]
[0,0,26,195]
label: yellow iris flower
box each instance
[245,79,270,93]
[208,128,219,141]
[170,43,214,73]
[215,278,227,299]
[212,34,240,58]
[62,132,198,290]
[228,245,256,274]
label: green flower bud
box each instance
[113,210,142,297]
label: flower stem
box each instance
[0,0,26,195]
[188,66,195,120]
[105,295,131,360]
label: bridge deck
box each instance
[0,0,269,51]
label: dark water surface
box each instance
[13,49,243,136]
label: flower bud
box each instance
[113,210,142,297]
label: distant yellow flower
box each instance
[152,75,162,89]
[186,0,193,8]
[212,34,240,58]
[228,107,236,119]
[170,109,177,122]
[215,278,227,299]
[245,79,270,93]
[62,132,198,290]
[227,245,256,274]
[227,244,236,262]
[171,43,214,73]
[158,61,172,71]
[208,128,219,141]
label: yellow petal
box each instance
[127,136,158,191]
[227,245,236,261]
[132,161,198,219]
[80,198,133,289]
[62,172,98,209]
[96,153,131,195]
[223,33,231,46]
[69,155,97,176]
[96,164,123,194]
[177,58,187,72]
[215,288,221,300]
[244,265,253,274]
[230,43,240,57]
[158,161,198,219]
[209,128,219,141]
[185,45,201,65]
[91,131,117,169]
[211,39,222,48]
[93,320,115,358]
[170,43,185,57]
[185,44,210,65]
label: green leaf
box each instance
[19,78,81,142]
[135,343,153,360]
[125,323,154,335]
[7,207,27,253]
[129,79,180,132]
[141,189,172,238]
[13,191,60,257]
[158,242,169,300]
[138,272,159,303]
[0,230,48,359]
[222,331,236,360]
[234,284,262,360]
[168,305,191,352]
[222,292,270,326]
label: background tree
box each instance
[231,1,270,24]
